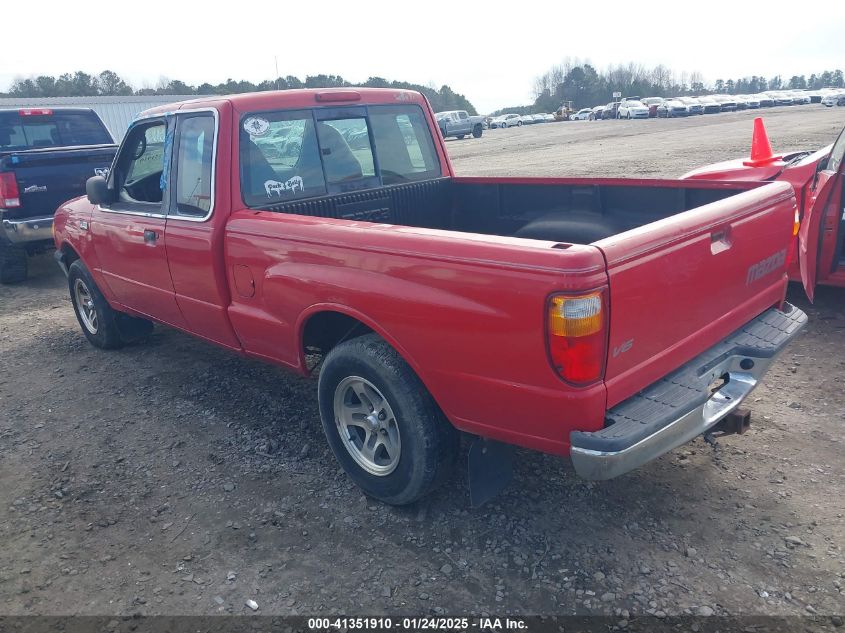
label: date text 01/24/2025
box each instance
[307,617,527,631]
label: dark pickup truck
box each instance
[0,108,117,282]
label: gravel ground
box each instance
[1,106,843,622]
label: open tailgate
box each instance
[595,181,797,408]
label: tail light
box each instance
[547,290,608,385]
[0,173,20,208]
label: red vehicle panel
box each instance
[682,118,845,295]
[52,89,807,504]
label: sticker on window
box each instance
[243,116,270,137]
[264,177,304,198]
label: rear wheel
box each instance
[456,134,465,140]
[472,124,482,138]
[0,243,27,284]
[517,120,523,126]
[318,334,459,505]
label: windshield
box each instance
[0,110,112,151]
[240,104,441,207]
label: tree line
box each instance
[2,70,478,115]
[494,58,845,115]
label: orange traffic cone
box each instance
[743,117,782,167]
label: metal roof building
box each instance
[0,95,210,141]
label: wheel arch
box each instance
[297,305,428,384]
[60,241,81,266]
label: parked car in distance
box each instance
[698,96,722,113]
[491,113,522,128]
[755,94,775,108]
[677,97,704,115]
[739,95,761,109]
[767,92,794,106]
[570,108,593,121]
[712,95,738,112]
[434,110,485,139]
[641,97,664,118]
[0,107,117,283]
[543,113,556,122]
[533,113,550,123]
[821,91,845,107]
[733,95,749,110]
[656,99,688,118]
[53,87,808,505]
[590,105,605,120]
[787,91,811,105]
[617,100,650,119]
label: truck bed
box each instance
[241,175,796,410]
[253,176,760,245]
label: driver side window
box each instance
[116,120,167,207]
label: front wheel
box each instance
[456,134,465,139]
[517,120,522,126]
[68,260,153,349]
[69,260,124,349]
[472,124,482,138]
[318,334,459,505]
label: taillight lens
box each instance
[0,173,20,208]
[547,290,607,385]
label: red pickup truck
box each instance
[683,118,845,300]
[53,89,806,505]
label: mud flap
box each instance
[467,437,514,507]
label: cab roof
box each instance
[136,88,430,119]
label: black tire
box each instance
[68,260,123,349]
[456,134,465,140]
[0,243,28,284]
[318,334,459,505]
[472,125,482,138]
[517,120,523,126]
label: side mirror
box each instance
[86,176,113,206]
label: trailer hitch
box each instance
[712,407,752,437]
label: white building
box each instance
[0,95,209,141]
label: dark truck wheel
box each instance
[318,334,459,505]
[472,124,482,138]
[456,134,465,139]
[68,260,153,349]
[0,243,28,284]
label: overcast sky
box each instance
[2,1,843,113]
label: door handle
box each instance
[143,229,158,244]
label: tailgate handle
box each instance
[143,229,158,244]
[710,229,732,255]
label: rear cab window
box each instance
[239,104,441,208]
[0,110,113,150]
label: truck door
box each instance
[163,107,241,349]
[90,117,187,328]
[457,111,469,134]
[799,126,845,301]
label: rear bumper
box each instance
[570,304,807,480]
[1,214,54,245]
